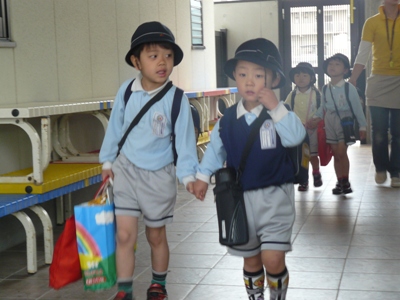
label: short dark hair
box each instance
[131,42,174,59]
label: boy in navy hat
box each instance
[285,62,323,191]
[193,38,305,300]
[314,53,367,195]
[99,21,198,300]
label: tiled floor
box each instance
[1,143,400,299]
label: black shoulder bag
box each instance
[212,109,269,246]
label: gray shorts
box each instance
[112,154,177,228]
[324,110,353,145]
[227,183,296,258]
[307,127,318,156]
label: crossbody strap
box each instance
[328,84,342,118]
[170,87,184,166]
[344,82,356,119]
[117,81,173,155]
[237,108,269,181]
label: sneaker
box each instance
[298,182,309,192]
[147,283,168,300]
[332,182,342,195]
[391,177,400,188]
[375,172,387,184]
[313,172,323,187]
[342,181,353,194]
[113,291,133,300]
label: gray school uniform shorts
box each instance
[112,154,177,228]
[227,183,296,258]
[324,110,353,144]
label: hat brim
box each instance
[224,54,286,89]
[125,41,183,67]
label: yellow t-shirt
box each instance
[362,5,400,75]
[284,88,319,124]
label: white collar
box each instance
[296,87,311,94]
[236,99,264,119]
[330,79,345,88]
[132,72,171,97]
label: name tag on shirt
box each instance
[152,112,167,137]
[260,120,276,149]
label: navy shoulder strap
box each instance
[291,89,296,110]
[344,82,356,117]
[314,86,321,108]
[124,79,135,106]
[171,87,184,166]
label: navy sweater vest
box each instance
[219,104,295,191]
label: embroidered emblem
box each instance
[152,112,167,137]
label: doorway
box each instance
[280,0,365,95]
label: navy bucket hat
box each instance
[323,53,352,79]
[125,21,183,67]
[224,38,286,89]
[289,62,316,84]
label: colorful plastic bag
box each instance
[317,120,333,166]
[49,215,82,289]
[74,178,116,291]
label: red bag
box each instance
[317,120,333,166]
[49,215,82,289]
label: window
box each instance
[0,0,8,39]
[190,0,204,47]
[0,0,14,46]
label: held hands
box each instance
[258,87,279,111]
[192,179,209,201]
[305,117,322,129]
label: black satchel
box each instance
[213,109,269,246]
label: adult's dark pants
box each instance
[369,106,400,178]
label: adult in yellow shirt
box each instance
[349,0,400,188]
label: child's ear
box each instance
[232,70,237,81]
[131,56,141,70]
[271,73,281,89]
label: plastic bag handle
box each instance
[93,176,110,200]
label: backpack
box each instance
[264,104,310,185]
[123,79,193,165]
[290,86,321,111]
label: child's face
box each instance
[233,60,278,104]
[326,59,348,79]
[293,72,311,89]
[131,44,174,90]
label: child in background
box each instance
[285,62,322,191]
[99,21,198,300]
[193,38,306,300]
[314,53,367,195]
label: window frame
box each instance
[190,0,205,49]
[0,0,15,47]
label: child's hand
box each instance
[186,181,194,194]
[102,169,114,181]
[258,87,279,110]
[306,118,321,129]
[193,179,209,201]
[359,130,366,141]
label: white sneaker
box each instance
[391,177,400,188]
[375,172,387,184]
